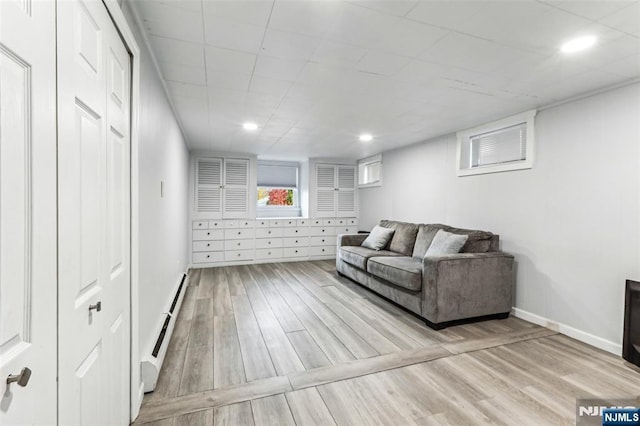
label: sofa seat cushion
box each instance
[367,256,423,292]
[339,246,402,270]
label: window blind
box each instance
[464,122,527,168]
[257,163,298,188]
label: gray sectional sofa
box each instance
[336,220,514,329]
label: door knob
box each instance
[6,367,31,387]
[89,301,102,312]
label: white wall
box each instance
[122,4,190,367]
[359,83,640,353]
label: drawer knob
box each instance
[237,253,241,257]
[237,242,241,246]
[268,252,271,255]
[207,232,211,235]
[238,231,241,235]
[295,250,298,253]
[245,222,248,225]
[322,229,325,233]
[322,239,325,242]
[295,240,298,243]
[268,231,271,234]
[268,241,271,245]
[322,249,325,252]
[207,243,210,247]
[207,255,210,258]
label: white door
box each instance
[0,1,58,424]
[195,157,223,218]
[315,164,336,217]
[57,0,131,424]
[336,165,357,217]
[223,158,250,219]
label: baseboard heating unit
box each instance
[141,273,188,393]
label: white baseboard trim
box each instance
[511,307,622,356]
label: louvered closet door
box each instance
[196,158,223,218]
[223,158,249,219]
[315,164,336,217]
[337,165,357,217]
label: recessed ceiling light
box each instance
[561,35,597,53]
[359,133,373,142]
[243,122,258,131]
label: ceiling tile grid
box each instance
[131,0,640,159]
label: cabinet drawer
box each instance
[208,221,223,229]
[193,241,224,252]
[310,236,334,246]
[224,220,254,228]
[193,229,224,241]
[282,219,297,227]
[309,227,336,236]
[193,251,224,263]
[322,219,336,226]
[224,239,255,250]
[335,226,356,235]
[256,248,283,260]
[283,247,308,258]
[225,249,254,261]
[269,219,284,227]
[224,228,255,240]
[283,237,309,247]
[297,219,309,226]
[192,221,208,230]
[255,227,283,238]
[256,219,270,228]
[310,245,335,256]
[283,227,310,237]
[255,238,283,249]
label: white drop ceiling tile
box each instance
[325,2,400,48]
[166,81,208,100]
[406,1,487,32]
[269,1,345,38]
[393,60,451,85]
[203,16,265,53]
[544,0,634,21]
[356,51,410,76]
[261,29,322,60]
[604,54,640,78]
[372,18,448,58]
[420,32,529,73]
[206,70,251,91]
[205,46,256,75]
[159,61,206,85]
[149,36,204,66]
[254,55,307,81]
[243,91,284,109]
[249,75,293,98]
[202,0,273,27]
[136,0,203,15]
[139,2,203,43]
[207,87,248,105]
[311,40,367,67]
[599,2,640,35]
[348,1,419,17]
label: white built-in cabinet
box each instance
[195,157,250,219]
[314,163,357,218]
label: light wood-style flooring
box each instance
[135,260,640,425]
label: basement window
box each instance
[257,161,301,217]
[457,110,536,176]
[358,154,382,188]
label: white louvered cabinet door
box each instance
[337,165,357,217]
[315,163,336,217]
[223,158,249,219]
[196,158,223,218]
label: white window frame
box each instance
[358,154,383,188]
[257,160,301,218]
[456,109,536,177]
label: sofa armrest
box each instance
[337,233,368,247]
[421,252,514,323]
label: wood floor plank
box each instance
[224,266,247,296]
[287,330,332,370]
[249,264,304,333]
[252,308,305,375]
[289,345,451,390]
[231,295,277,381]
[214,401,254,426]
[138,376,292,424]
[179,344,214,396]
[285,388,336,426]
[188,298,213,348]
[328,324,378,359]
[251,394,296,426]
[173,408,213,426]
[197,268,214,299]
[443,327,557,354]
[211,267,233,317]
[213,315,246,389]
[239,265,272,313]
[139,418,174,426]
[317,379,385,426]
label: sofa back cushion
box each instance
[379,220,419,256]
[412,224,447,258]
[444,226,498,253]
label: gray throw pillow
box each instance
[424,230,468,257]
[361,226,395,251]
